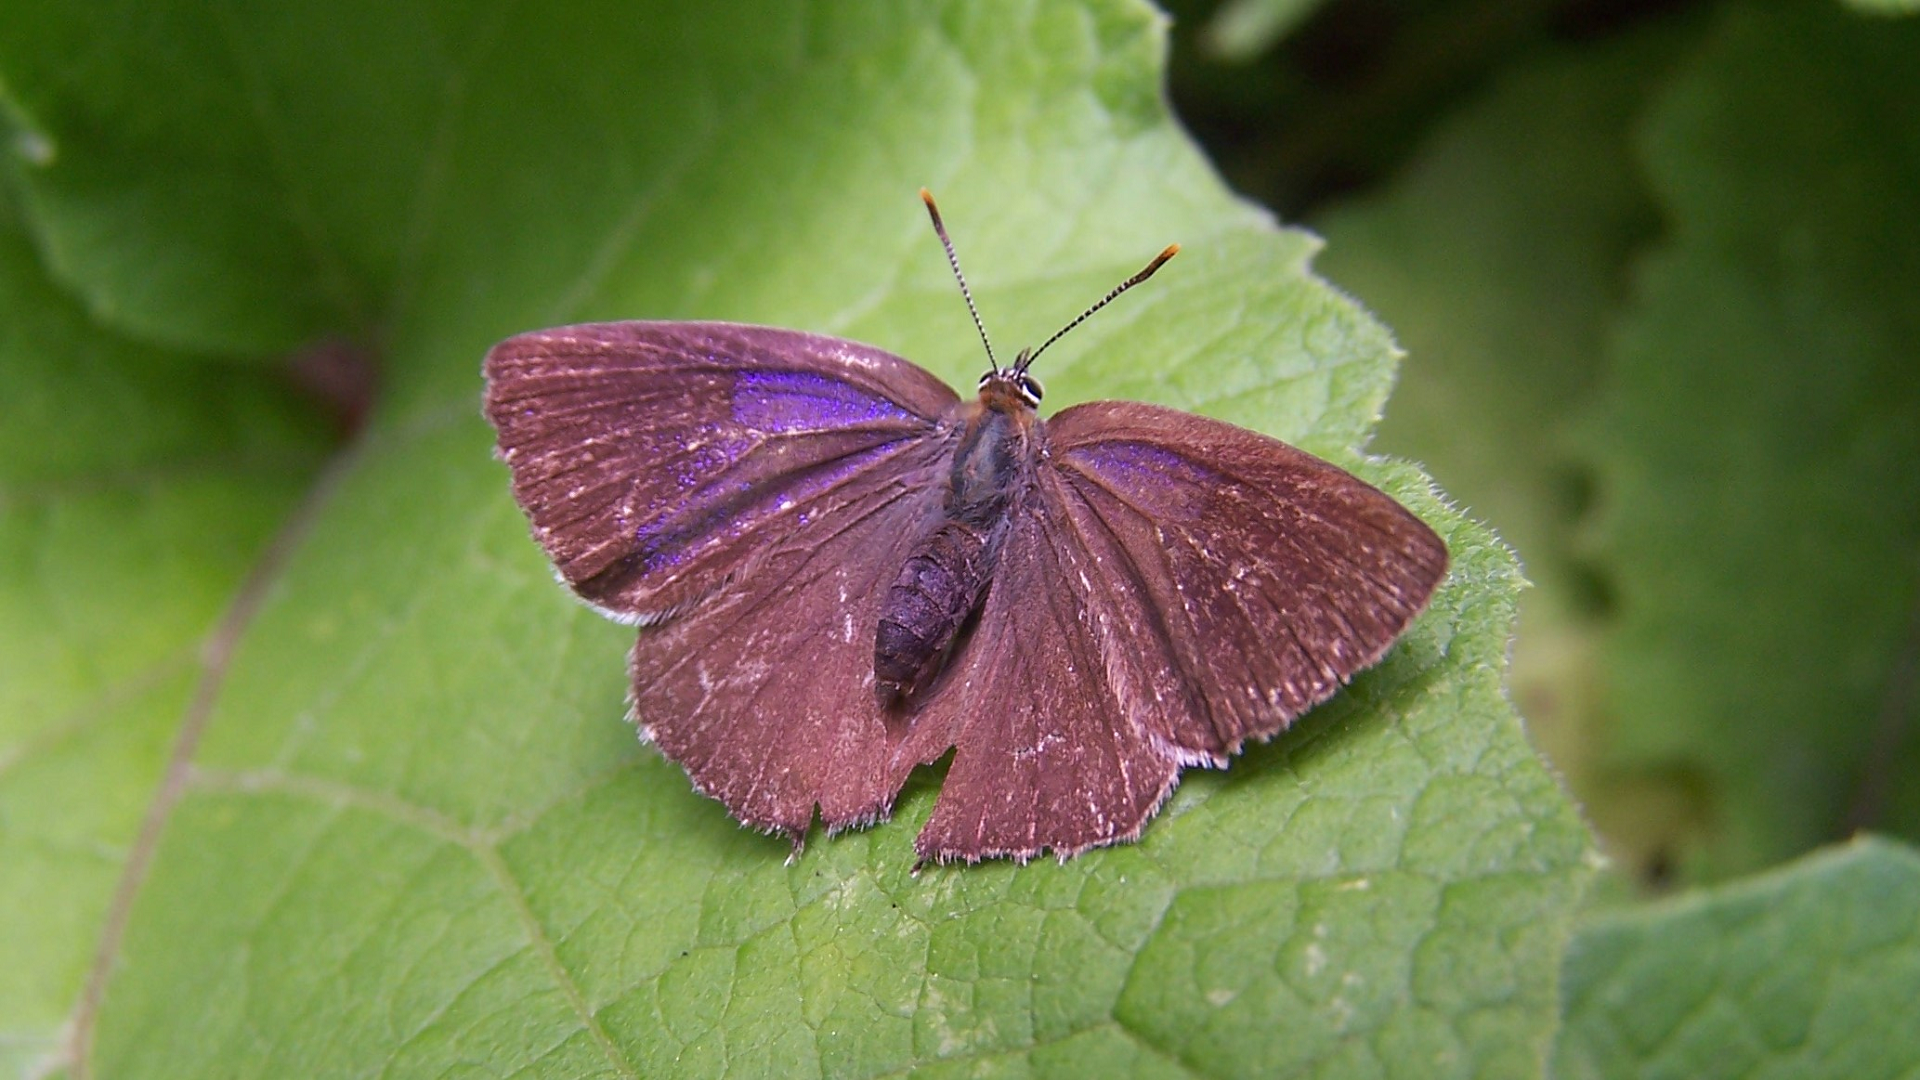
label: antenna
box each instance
[920,189,997,370]
[1021,243,1179,372]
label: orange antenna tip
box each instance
[1023,241,1182,368]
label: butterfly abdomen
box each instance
[874,519,999,703]
[873,400,1032,704]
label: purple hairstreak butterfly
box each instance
[484,191,1449,864]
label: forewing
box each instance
[483,321,961,620]
[1043,400,1450,762]
[630,441,953,838]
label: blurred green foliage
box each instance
[1174,0,1920,1073]
[1172,0,1920,890]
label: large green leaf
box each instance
[1556,836,1920,1080]
[1579,1,1920,882]
[1309,25,1687,882]
[0,186,329,1075]
[0,2,1590,1075]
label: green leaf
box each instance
[1,2,1592,1075]
[1200,0,1327,62]
[1309,25,1687,875]
[0,186,329,1075]
[1838,0,1920,17]
[1555,836,1920,1080]
[1579,1,1920,882]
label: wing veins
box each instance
[586,433,940,606]
[629,476,930,698]
[1042,471,1221,755]
[1053,443,1395,746]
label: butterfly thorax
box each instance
[873,391,1039,706]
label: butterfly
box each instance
[483,191,1449,864]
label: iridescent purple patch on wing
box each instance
[733,369,919,432]
[1062,439,1219,522]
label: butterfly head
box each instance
[921,188,1177,418]
[978,350,1044,411]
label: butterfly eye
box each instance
[1016,373,1044,404]
[977,368,1044,408]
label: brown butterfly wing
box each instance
[628,444,954,837]
[906,401,1450,863]
[486,321,964,836]
[484,321,961,621]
